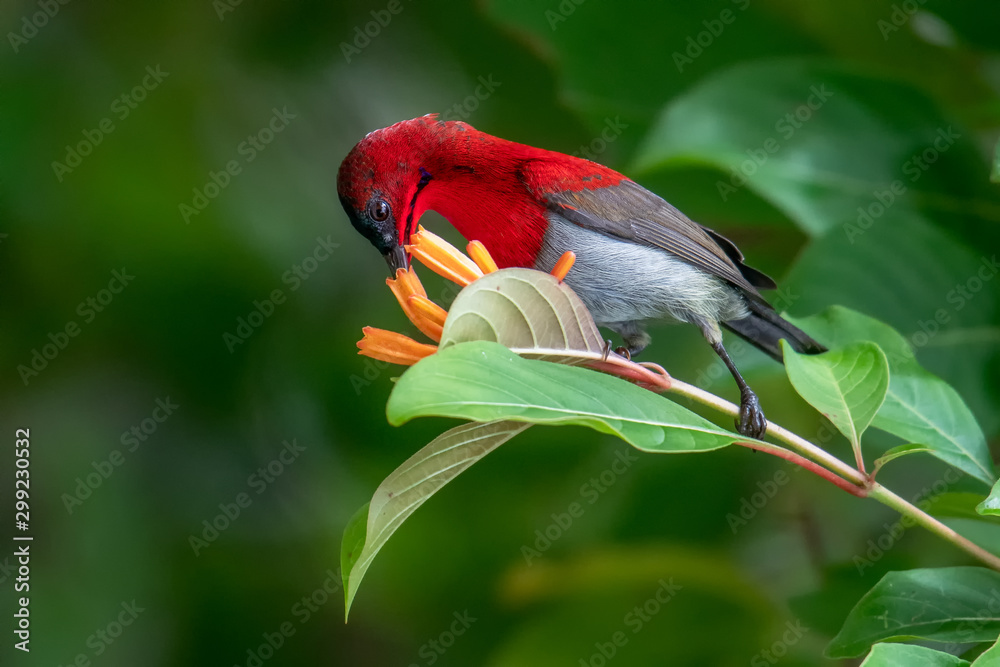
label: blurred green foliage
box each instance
[1,0,999,665]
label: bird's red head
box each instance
[337,115,452,273]
[338,114,624,272]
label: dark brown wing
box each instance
[521,162,774,300]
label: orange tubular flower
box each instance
[358,234,577,368]
[466,240,499,274]
[386,267,442,342]
[405,226,484,286]
[357,327,437,366]
[407,295,447,329]
[551,251,576,282]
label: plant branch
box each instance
[867,484,1000,571]
[668,378,867,486]
[667,378,1000,572]
[734,441,867,497]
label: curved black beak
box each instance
[384,245,409,275]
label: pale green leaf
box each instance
[860,643,970,667]
[781,340,889,454]
[342,420,530,619]
[873,444,934,476]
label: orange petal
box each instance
[551,251,576,282]
[402,295,445,341]
[357,327,437,366]
[386,266,442,341]
[386,266,427,300]
[407,294,447,328]
[466,240,499,274]
[406,226,484,286]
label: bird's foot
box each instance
[601,339,633,362]
[736,389,767,439]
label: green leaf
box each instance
[340,503,369,608]
[781,340,889,459]
[787,306,995,487]
[926,493,1000,523]
[977,480,1000,517]
[783,219,1000,441]
[973,636,1000,666]
[991,139,1000,184]
[387,341,749,452]
[860,643,970,667]
[873,444,934,476]
[827,567,1000,658]
[632,60,984,238]
[440,267,606,360]
[341,420,530,620]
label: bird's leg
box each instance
[709,340,767,439]
[697,320,767,439]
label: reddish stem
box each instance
[584,359,671,392]
[735,441,869,498]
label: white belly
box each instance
[533,214,749,329]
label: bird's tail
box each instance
[723,301,826,363]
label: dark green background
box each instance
[2,0,999,665]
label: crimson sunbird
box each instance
[337,115,825,438]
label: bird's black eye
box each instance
[368,199,390,222]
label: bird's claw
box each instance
[601,340,632,362]
[736,390,767,439]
